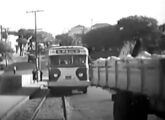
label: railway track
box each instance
[6,89,69,120]
[30,96,46,120]
[30,95,68,120]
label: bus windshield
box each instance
[49,55,86,66]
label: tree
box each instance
[56,33,74,46]
[117,15,161,53]
[0,41,14,66]
[158,23,165,51]
[36,31,55,49]
[82,25,121,52]
[82,16,161,57]
[0,41,13,54]
[16,29,55,54]
[16,36,27,56]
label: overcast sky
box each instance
[0,0,164,36]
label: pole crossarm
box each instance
[26,10,44,13]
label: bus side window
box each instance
[81,59,85,64]
[88,56,93,64]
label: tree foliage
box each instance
[159,24,165,50]
[83,25,122,51]
[16,29,55,55]
[37,31,54,43]
[82,15,161,55]
[17,29,54,43]
[55,33,74,46]
[0,41,14,54]
[117,16,161,53]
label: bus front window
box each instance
[49,55,86,66]
[73,55,86,65]
[49,56,59,66]
[59,55,72,65]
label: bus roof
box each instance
[49,45,86,49]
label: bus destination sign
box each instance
[49,48,85,55]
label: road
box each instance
[6,86,160,120]
[5,86,113,120]
[2,54,161,120]
[66,87,113,120]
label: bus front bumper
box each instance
[48,80,90,88]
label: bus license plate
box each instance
[65,76,71,79]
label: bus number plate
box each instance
[65,76,71,79]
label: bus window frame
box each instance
[48,54,88,67]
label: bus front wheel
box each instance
[82,87,87,94]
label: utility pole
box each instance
[4,28,8,67]
[5,28,8,43]
[26,10,44,70]
[1,25,2,41]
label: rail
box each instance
[30,96,46,120]
[30,95,68,120]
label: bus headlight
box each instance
[54,73,58,78]
[76,68,87,81]
[49,68,61,81]
[78,73,83,77]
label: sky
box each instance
[0,0,165,36]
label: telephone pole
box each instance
[1,25,2,41]
[26,10,44,70]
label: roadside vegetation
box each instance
[2,15,165,60]
[53,16,165,59]
[82,16,164,59]
[15,29,55,56]
[0,40,14,69]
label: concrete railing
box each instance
[0,74,34,94]
[90,57,165,100]
[0,75,22,93]
[21,74,33,86]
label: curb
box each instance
[0,96,29,120]
[0,88,40,120]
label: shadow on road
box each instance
[29,88,84,99]
[0,87,40,96]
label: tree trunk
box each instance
[5,53,7,67]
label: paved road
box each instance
[5,86,162,120]
[1,53,162,120]
[6,87,113,120]
[67,87,160,120]
[66,86,113,120]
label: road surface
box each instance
[66,86,113,120]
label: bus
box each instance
[47,46,90,93]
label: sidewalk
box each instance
[0,53,48,119]
[0,81,47,120]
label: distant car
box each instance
[0,57,6,70]
[28,54,36,63]
[0,64,5,70]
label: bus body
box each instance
[47,46,90,93]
